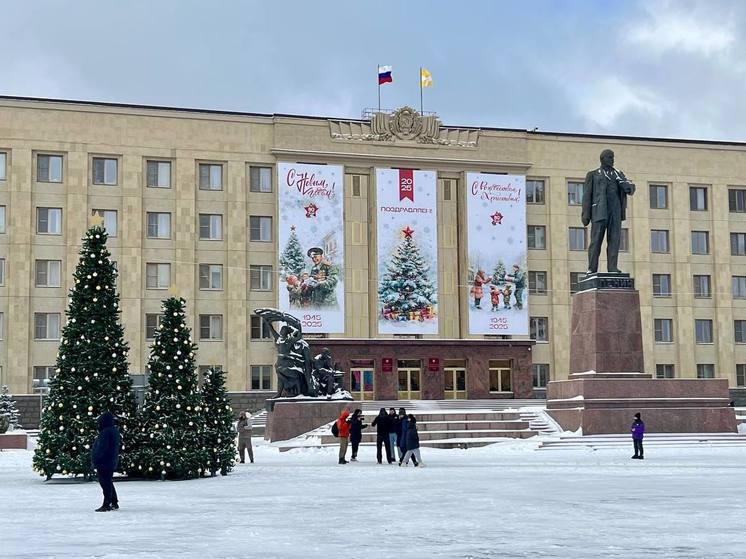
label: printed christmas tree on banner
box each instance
[379,226,437,321]
[493,260,506,284]
[133,297,208,480]
[201,366,237,476]
[280,226,305,277]
[0,385,21,430]
[32,225,136,479]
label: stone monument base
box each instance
[0,431,29,449]
[264,398,353,443]
[547,372,737,435]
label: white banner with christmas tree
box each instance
[466,172,528,335]
[376,168,438,334]
[278,162,345,333]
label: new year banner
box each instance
[278,162,345,333]
[376,168,438,334]
[466,173,528,335]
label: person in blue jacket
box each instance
[397,408,418,466]
[91,411,121,512]
[630,412,645,460]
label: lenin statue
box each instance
[581,149,636,274]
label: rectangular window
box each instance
[36,208,62,235]
[199,163,223,190]
[737,364,746,387]
[567,180,583,205]
[145,313,164,339]
[441,178,451,201]
[0,206,5,233]
[146,212,171,239]
[697,364,715,379]
[0,312,3,340]
[249,166,272,192]
[570,272,585,294]
[528,271,547,295]
[0,258,4,285]
[199,314,223,340]
[250,365,272,390]
[656,364,675,379]
[691,231,710,255]
[651,230,670,253]
[733,276,746,299]
[199,214,223,240]
[199,264,223,290]
[250,315,272,340]
[353,175,363,197]
[693,275,712,298]
[619,228,629,252]
[652,274,672,297]
[654,318,673,343]
[35,260,62,288]
[145,263,171,289]
[34,312,61,340]
[695,319,713,344]
[146,160,171,188]
[689,186,708,211]
[530,317,548,342]
[488,359,512,392]
[568,227,587,251]
[249,216,273,242]
[33,366,55,393]
[250,265,273,291]
[729,189,746,213]
[736,320,746,344]
[527,225,546,249]
[92,157,118,185]
[532,363,550,388]
[731,233,746,256]
[37,154,63,182]
[0,152,6,180]
[92,209,117,237]
[526,179,545,204]
[649,184,668,209]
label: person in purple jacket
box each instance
[631,412,645,460]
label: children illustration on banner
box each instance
[469,261,526,312]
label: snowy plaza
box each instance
[3,438,746,559]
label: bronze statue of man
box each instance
[581,149,635,274]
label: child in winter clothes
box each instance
[400,415,424,467]
[470,270,488,309]
[490,285,501,311]
[631,412,645,459]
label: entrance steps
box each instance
[537,432,746,451]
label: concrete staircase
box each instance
[537,432,746,451]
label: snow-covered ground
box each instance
[3,438,746,559]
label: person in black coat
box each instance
[348,409,368,461]
[397,407,418,466]
[371,407,394,464]
[91,411,121,512]
[400,414,424,467]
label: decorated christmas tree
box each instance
[0,385,21,430]
[379,226,437,320]
[493,260,506,284]
[280,226,306,277]
[32,225,136,479]
[201,367,237,476]
[133,297,208,480]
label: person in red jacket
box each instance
[336,407,351,464]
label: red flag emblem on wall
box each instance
[399,169,414,202]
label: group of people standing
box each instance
[335,406,423,467]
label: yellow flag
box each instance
[421,68,432,88]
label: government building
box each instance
[2,96,746,403]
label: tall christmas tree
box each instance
[0,385,21,430]
[280,226,306,277]
[201,367,237,476]
[379,226,437,318]
[32,225,136,479]
[133,297,208,480]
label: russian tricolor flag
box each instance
[378,65,393,85]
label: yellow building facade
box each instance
[1,96,746,396]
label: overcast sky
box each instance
[1,0,744,140]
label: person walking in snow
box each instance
[336,407,351,464]
[91,411,120,512]
[397,408,418,466]
[631,412,645,460]
[348,409,368,461]
[371,407,394,464]
[388,407,399,460]
[237,410,254,464]
[400,414,424,467]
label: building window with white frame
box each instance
[697,364,715,379]
[92,157,118,185]
[733,276,746,299]
[0,205,5,233]
[528,271,547,295]
[731,233,746,256]
[199,214,223,240]
[37,154,63,183]
[250,315,272,340]
[693,275,711,298]
[146,212,171,239]
[91,209,117,237]
[619,228,629,252]
[532,363,550,388]
[37,207,62,235]
[735,320,746,344]
[527,225,546,249]
[249,265,273,291]
[250,365,272,390]
[526,179,545,204]
[651,229,670,253]
[145,263,171,289]
[249,166,272,192]
[198,163,223,190]
[0,258,4,285]
[689,186,708,211]
[691,231,710,255]
[33,366,55,393]
[35,260,62,288]
[199,314,223,340]
[34,312,61,340]
[488,360,512,392]
[249,216,272,242]
[654,318,673,343]
[737,364,746,387]
[729,188,746,213]
[656,364,675,379]
[652,274,671,297]
[568,227,587,251]
[146,160,171,188]
[199,264,223,290]
[695,319,713,344]
[145,313,164,339]
[567,180,583,205]
[649,184,668,209]
[0,312,4,339]
[0,152,6,181]
[530,316,548,342]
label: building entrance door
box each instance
[350,368,374,400]
[397,359,421,399]
[444,367,467,399]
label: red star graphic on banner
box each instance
[402,226,414,238]
[490,211,504,225]
[304,203,319,218]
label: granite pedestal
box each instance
[0,431,29,449]
[264,398,353,443]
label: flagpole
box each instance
[419,67,423,114]
[378,64,381,112]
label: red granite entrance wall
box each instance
[308,339,535,399]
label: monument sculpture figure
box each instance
[581,149,635,275]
